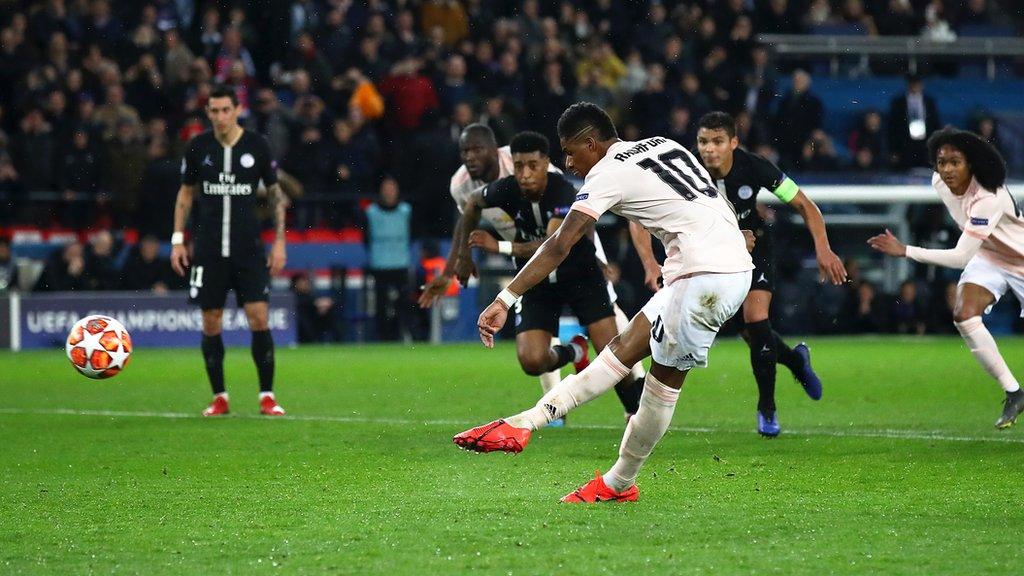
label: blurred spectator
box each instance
[666,106,694,146]
[163,29,195,88]
[628,64,672,137]
[958,0,992,27]
[437,54,475,116]
[379,57,439,133]
[102,118,147,225]
[420,0,469,47]
[892,280,928,335]
[839,281,890,333]
[282,30,333,95]
[364,176,412,342]
[121,234,178,293]
[35,241,88,291]
[797,130,841,172]
[876,0,922,36]
[0,237,18,291]
[888,73,940,169]
[324,119,373,225]
[57,128,102,228]
[292,271,342,343]
[245,88,294,163]
[773,70,823,168]
[84,230,118,290]
[848,110,886,171]
[344,68,385,122]
[921,0,957,42]
[136,136,179,238]
[13,108,56,193]
[479,95,514,146]
[971,114,1005,158]
[841,0,877,35]
[95,84,142,140]
[758,0,802,34]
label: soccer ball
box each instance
[66,315,132,379]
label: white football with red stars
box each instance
[65,315,132,379]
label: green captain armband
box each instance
[772,177,799,203]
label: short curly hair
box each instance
[557,102,617,142]
[926,127,1006,190]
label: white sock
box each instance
[259,391,275,400]
[539,337,562,394]
[506,348,630,430]
[956,317,1020,393]
[215,392,228,401]
[614,304,646,381]
[603,373,680,492]
[539,370,560,394]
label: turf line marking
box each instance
[1,407,1022,444]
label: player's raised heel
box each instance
[995,389,1024,429]
[793,343,823,400]
[757,410,780,437]
[561,471,639,503]
[453,419,532,453]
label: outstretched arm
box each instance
[788,190,846,285]
[868,228,983,268]
[477,210,594,347]
[418,190,484,308]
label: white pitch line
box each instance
[1,407,1022,445]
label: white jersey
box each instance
[933,172,1024,277]
[571,137,753,284]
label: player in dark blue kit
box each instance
[170,85,288,417]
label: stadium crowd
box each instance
[0,0,1018,338]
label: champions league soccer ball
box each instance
[65,315,133,379]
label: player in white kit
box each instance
[453,103,753,503]
[870,128,1024,429]
[420,124,645,420]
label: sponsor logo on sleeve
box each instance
[574,193,588,201]
[970,217,989,226]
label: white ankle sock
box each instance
[538,370,560,394]
[506,348,630,430]
[539,337,562,394]
[215,392,229,400]
[956,317,1020,393]
[259,392,275,400]
[603,373,680,492]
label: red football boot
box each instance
[202,395,229,417]
[569,334,590,373]
[561,471,639,503]
[259,395,286,416]
[453,419,532,453]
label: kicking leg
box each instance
[589,313,642,417]
[453,312,652,453]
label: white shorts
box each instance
[959,255,1024,318]
[641,270,751,371]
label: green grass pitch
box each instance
[2,337,1023,574]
